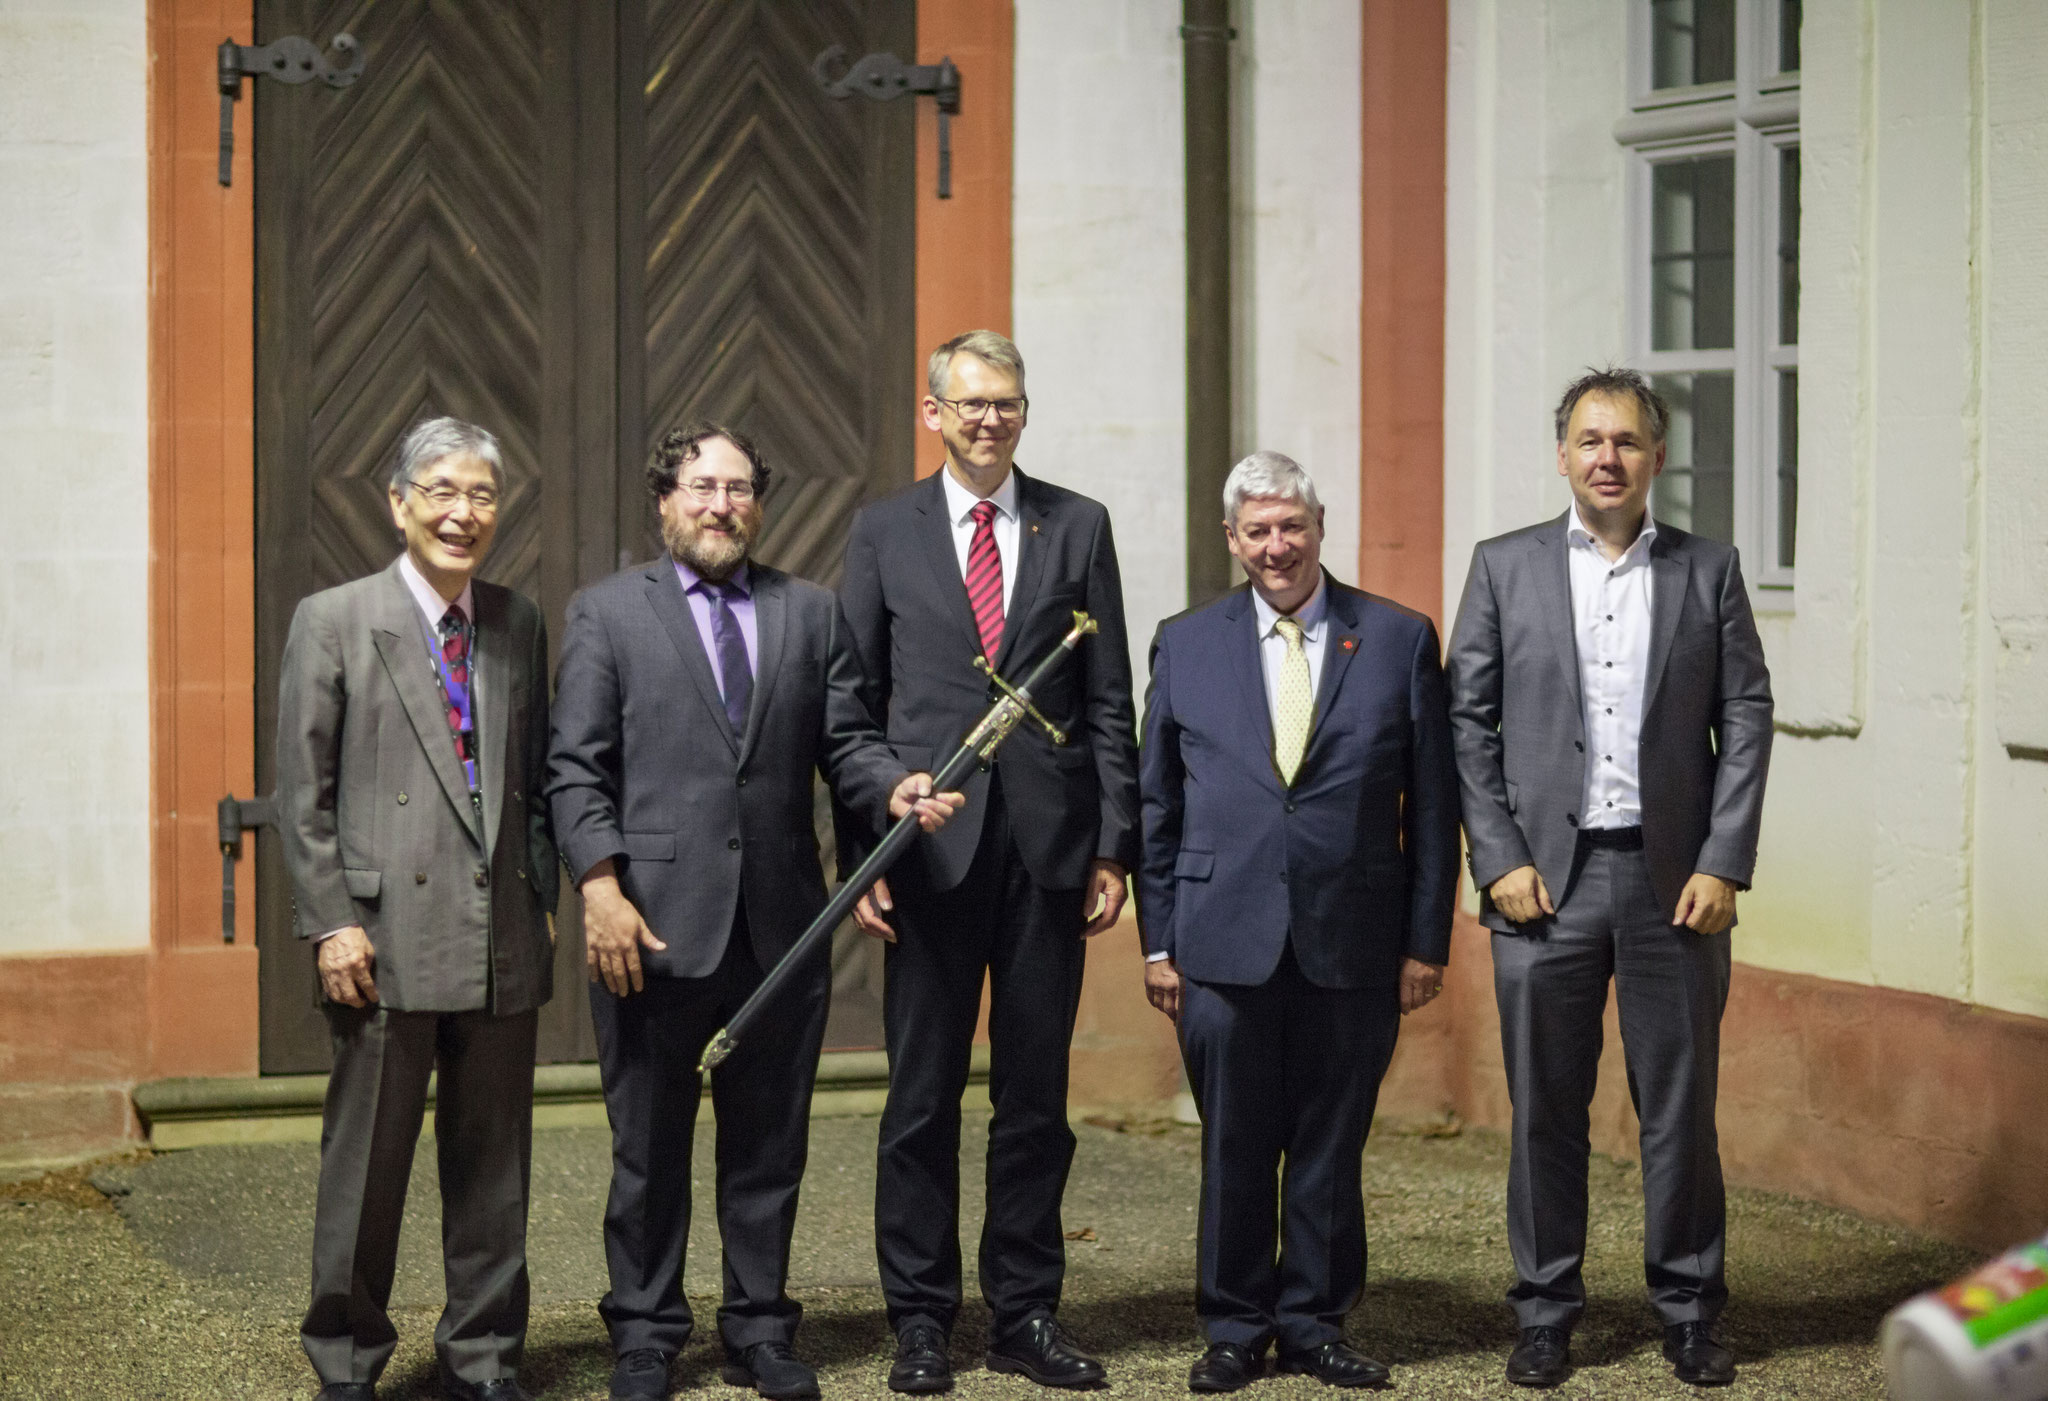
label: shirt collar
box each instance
[675,557,752,599]
[1567,503,1658,563]
[939,463,1019,527]
[398,552,474,626]
[1252,573,1329,639]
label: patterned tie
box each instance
[436,605,478,794]
[964,499,1005,662]
[1273,616,1312,786]
[703,579,753,738]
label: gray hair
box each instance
[927,329,1027,399]
[1222,450,1322,526]
[389,416,505,492]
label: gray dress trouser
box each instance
[302,1003,539,1387]
[1491,840,1731,1330]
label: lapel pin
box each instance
[1341,637,1356,652]
[1030,523,1041,534]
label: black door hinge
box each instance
[216,33,365,187]
[812,47,963,199]
[216,794,277,942]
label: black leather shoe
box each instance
[889,1325,954,1394]
[1276,1341,1389,1389]
[722,1341,821,1400]
[441,1380,532,1401]
[1188,1342,1264,1393]
[985,1316,1108,1388]
[316,1386,375,1401]
[1505,1326,1571,1387]
[1662,1322,1735,1386]
[609,1348,674,1401]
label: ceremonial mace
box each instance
[699,611,1100,1072]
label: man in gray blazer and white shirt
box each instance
[277,417,560,1401]
[1446,369,1773,1390]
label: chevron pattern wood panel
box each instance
[639,0,892,587]
[254,1,914,1070]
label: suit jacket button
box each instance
[1566,813,1578,827]
[736,775,748,787]
[397,792,408,804]
[728,838,741,850]
[474,870,488,887]
[1285,801,1297,813]
[516,869,526,880]
[415,872,427,884]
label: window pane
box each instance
[1652,155,1736,351]
[1779,0,1803,73]
[1779,147,1801,345]
[1652,371,1735,544]
[1651,0,1736,88]
[1777,369,1798,568]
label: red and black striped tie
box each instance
[965,499,1005,662]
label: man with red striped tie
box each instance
[838,330,1141,1393]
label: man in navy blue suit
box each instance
[1139,452,1461,1392]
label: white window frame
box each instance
[1619,0,1800,600]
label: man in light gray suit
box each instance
[277,417,559,1401]
[547,423,960,1401]
[1447,369,1773,1390]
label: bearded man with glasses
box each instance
[548,423,961,1401]
[837,331,1141,1392]
[276,416,560,1401]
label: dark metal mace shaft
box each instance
[699,613,1097,1073]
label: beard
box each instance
[663,505,757,580]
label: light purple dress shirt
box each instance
[674,559,758,702]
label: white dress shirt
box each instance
[938,464,1019,615]
[399,552,475,636]
[1149,578,1329,964]
[1251,576,1330,721]
[1566,506,1656,830]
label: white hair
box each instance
[1222,450,1322,525]
[390,416,505,491]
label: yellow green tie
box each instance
[1273,616,1312,785]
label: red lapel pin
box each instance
[1340,637,1356,652]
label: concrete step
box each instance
[133,1046,991,1149]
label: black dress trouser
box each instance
[590,911,830,1357]
[876,771,1089,1340]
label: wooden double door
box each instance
[251,1,918,1073]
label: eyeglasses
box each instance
[934,395,1028,422]
[677,478,757,503]
[403,478,500,513]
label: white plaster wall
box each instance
[1233,0,1362,579]
[1443,0,2048,1020]
[1012,0,1187,688]
[0,0,150,954]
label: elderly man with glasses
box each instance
[276,416,560,1401]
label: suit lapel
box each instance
[471,584,509,860]
[913,473,985,658]
[1640,529,1692,719]
[1535,513,1585,713]
[1222,588,1281,792]
[993,468,1049,674]
[644,561,740,759]
[1305,578,1360,771]
[736,567,787,768]
[370,564,482,844]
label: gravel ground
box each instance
[0,1112,1973,1400]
